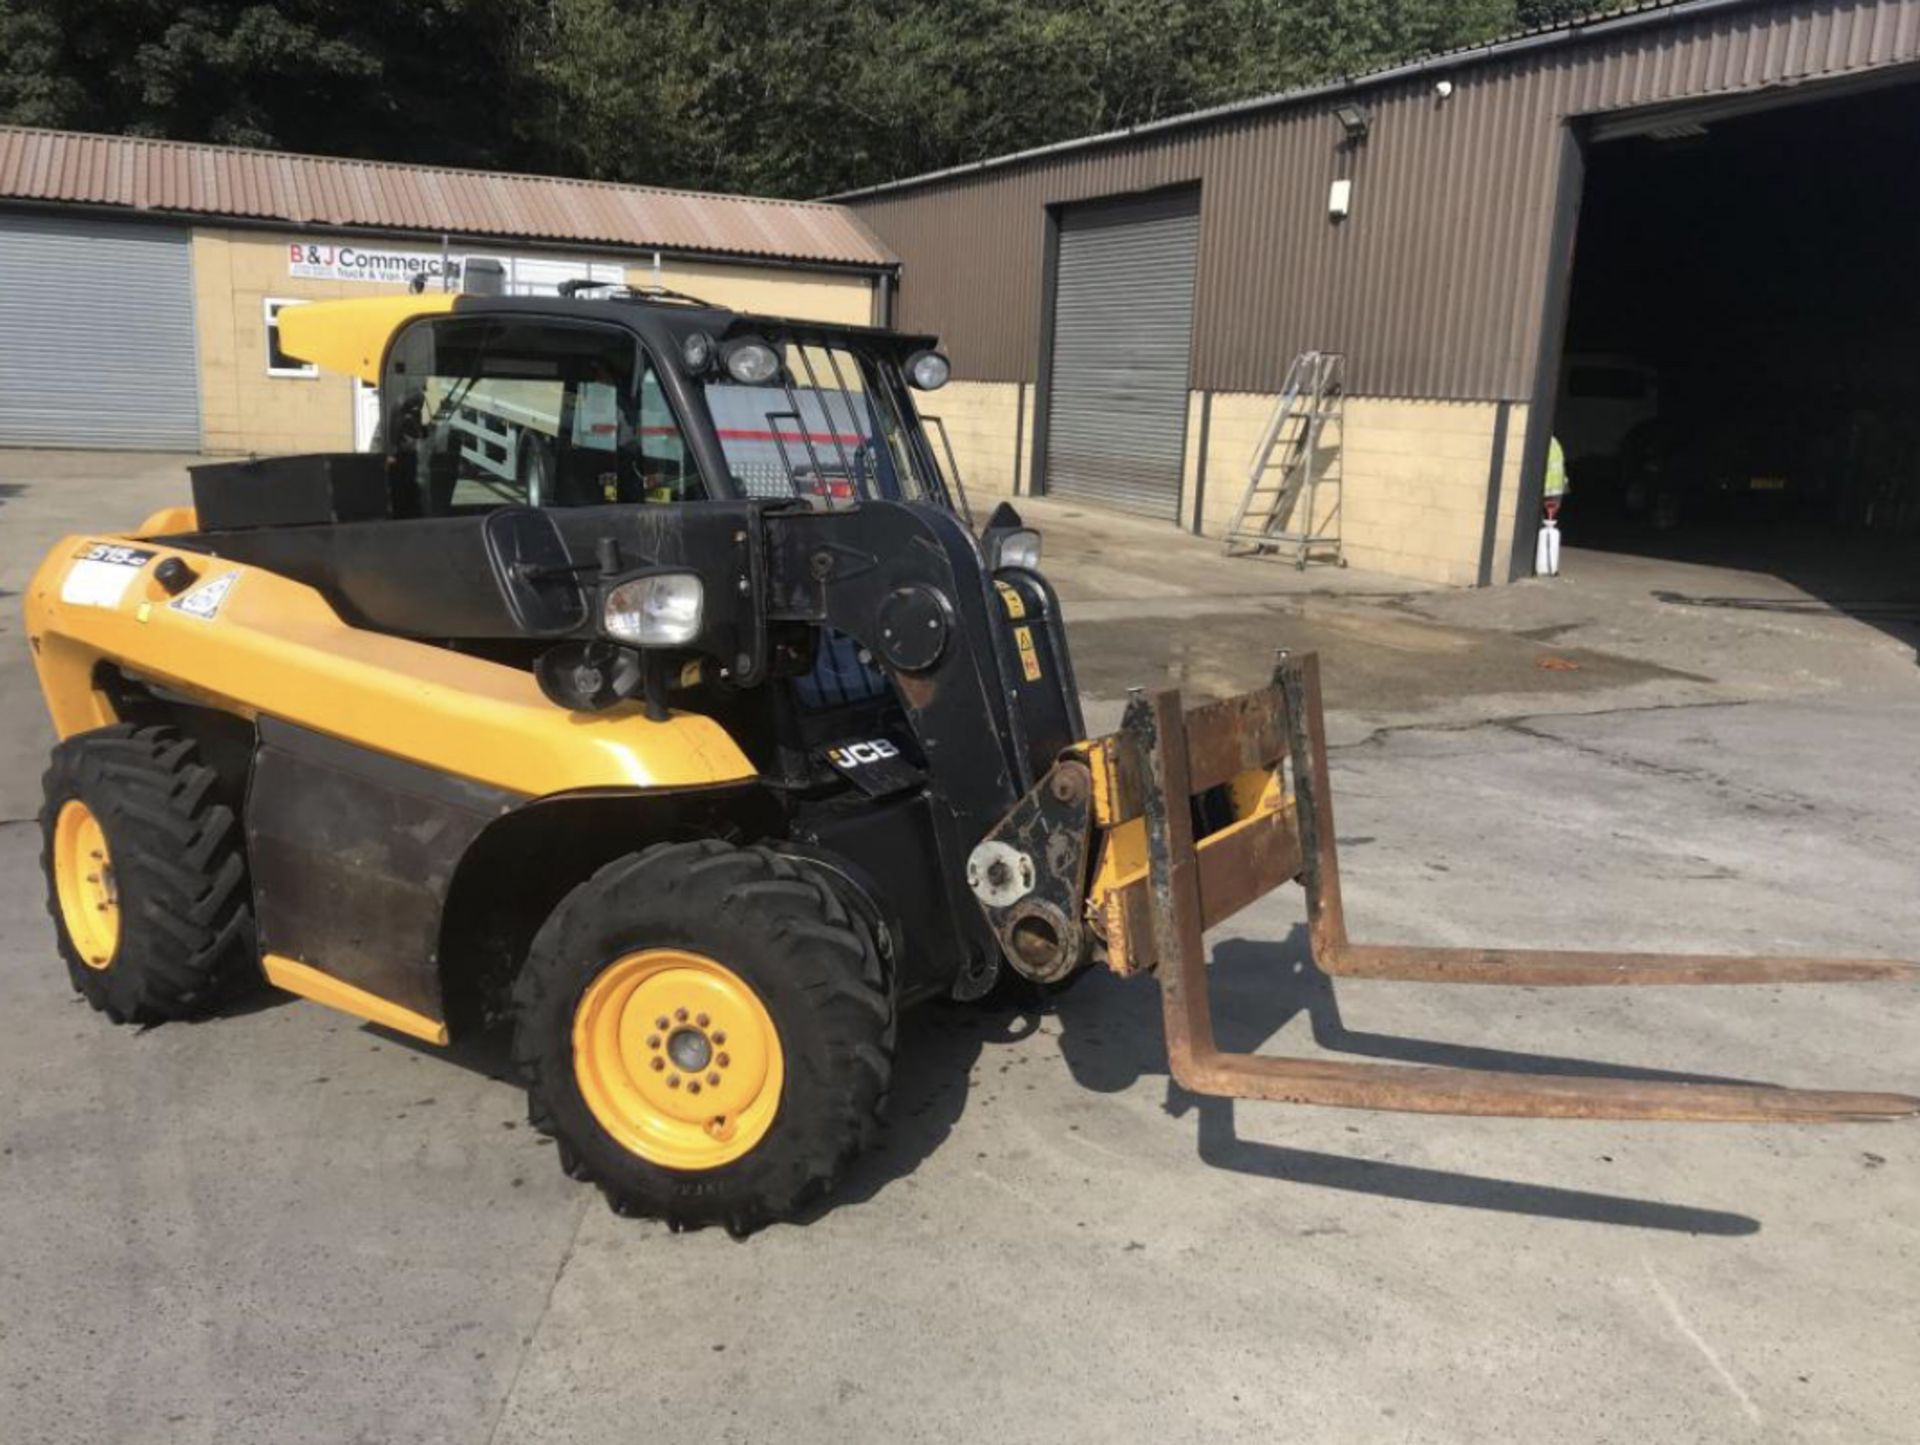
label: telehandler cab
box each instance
[24,285,1916,1233]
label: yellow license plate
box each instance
[1749,476,1788,491]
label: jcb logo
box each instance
[827,740,900,768]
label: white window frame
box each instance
[264,297,318,378]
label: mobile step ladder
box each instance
[1223,351,1345,568]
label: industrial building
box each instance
[0,127,895,457]
[841,0,1920,584]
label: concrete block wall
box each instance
[1192,394,1526,584]
[930,379,1531,586]
[190,228,880,456]
[635,259,873,326]
[918,380,1032,503]
[1339,398,1527,585]
[192,227,392,455]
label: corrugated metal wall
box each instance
[851,0,1920,400]
[0,210,201,449]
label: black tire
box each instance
[516,433,553,506]
[40,725,257,1024]
[512,840,893,1235]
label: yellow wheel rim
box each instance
[53,799,119,970]
[572,948,784,1171]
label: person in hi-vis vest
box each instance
[1543,436,1569,521]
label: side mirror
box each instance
[482,507,588,635]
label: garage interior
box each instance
[1553,78,1920,625]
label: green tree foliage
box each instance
[0,0,1616,196]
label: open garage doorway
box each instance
[1549,79,1920,635]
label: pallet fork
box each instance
[1062,653,1918,1123]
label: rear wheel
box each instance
[40,725,256,1024]
[516,433,553,506]
[512,841,893,1234]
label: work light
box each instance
[906,350,951,390]
[989,527,1042,572]
[722,338,781,385]
[681,331,715,373]
[602,572,704,645]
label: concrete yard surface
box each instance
[2,453,1917,1444]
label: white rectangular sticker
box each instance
[60,544,155,609]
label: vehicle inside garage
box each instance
[1553,79,1920,601]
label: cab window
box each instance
[382,317,704,514]
[703,339,942,506]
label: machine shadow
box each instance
[376,995,1014,1215]
[1047,927,1762,1236]
[369,933,1760,1234]
[826,1000,1021,1215]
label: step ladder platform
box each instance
[1222,351,1345,569]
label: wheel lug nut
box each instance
[695,1012,710,1027]
[674,1007,689,1023]
[712,1031,727,1045]
[667,1074,680,1088]
[707,1072,720,1086]
[655,1016,669,1030]
[650,1058,665,1072]
[716,1053,730,1068]
[647,1034,661,1049]
[687,1081,701,1095]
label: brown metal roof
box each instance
[828,0,1717,202]
[0,126,894,269]
[849,0,1920,399]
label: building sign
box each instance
[286,243,627,294]
[287,242,472,286]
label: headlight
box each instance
[722,338,781,385]
[906,350,951,390]
[991,527,1042,571]
[681,331,715,373]
[603,573,704,645]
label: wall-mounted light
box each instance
[1434,78,1455,100]
[1332,103,1371,143]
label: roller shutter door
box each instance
[0,211,201,449]
[1042,191,1198,517]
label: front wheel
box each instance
[511,841,893,1234]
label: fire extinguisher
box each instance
[1537,436,1567,577]
[1535,516,1561,576]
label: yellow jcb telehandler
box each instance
[23,283,1916,1233]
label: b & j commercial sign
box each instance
[287,243,475,285]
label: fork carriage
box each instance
[985,651,1918,1124]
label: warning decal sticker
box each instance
[169,571,240,621]
[1013,625,1043,682]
